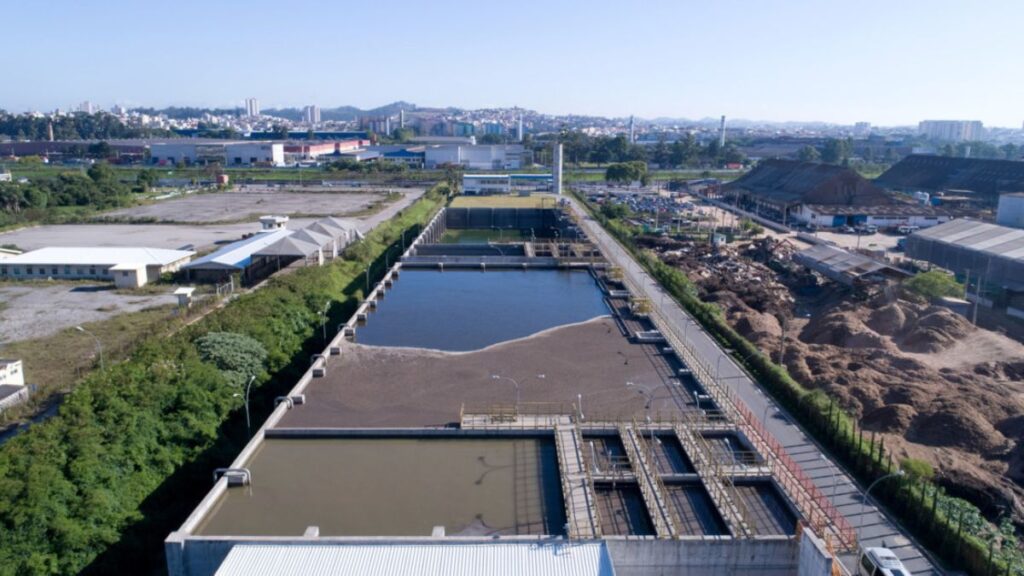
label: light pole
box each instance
[860,470,905,531]
[318,301,331,342]
[715,353,728,382]
[75,326,104,371]
[233,374,256,438]
[491,374,521,408]
[577,393,584,421]
[822,453,837,498]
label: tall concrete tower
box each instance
[399,109,406,129]
[552,142,564,196]
[718,115,727,148]
[517,115,524,142]
[629,115,635,143]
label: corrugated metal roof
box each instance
[214,543,615,576]
[793,244,896,286]
[913,219,1024,262]
[184,229,292,270]
[1,246,193,266]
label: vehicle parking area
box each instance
[102,189,398,223]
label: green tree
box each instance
[86,162,115,183]
[87,141,113,159]
[903,270,964,301]
[136,168,159,191]
[605,161,647,184]
[821,138,852,164]
[797,145,821,162]
[271,124,290,140]
[1000,143,1019,160]
[194,332,268,387]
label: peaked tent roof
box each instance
[253,236,320,258]
[291,228,332,247]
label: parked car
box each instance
[839,225,857,234]
[855,225,877,235]
[897,225,920,235]
[858,547,908,576]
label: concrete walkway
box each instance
[568,198,942,575]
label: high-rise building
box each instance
[78,101,95,114]
[918,120,984,142]
[303,105,321,125]
[517,115,524,142]
[718,115,726,148]
[245,98,260,117]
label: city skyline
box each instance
[1,0,1022,127]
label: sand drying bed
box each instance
[276,317,694,429]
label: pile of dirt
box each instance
[657,238,1024,524]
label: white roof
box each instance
[214,543,614,576]
[1,246,193,267]
[185,229,293,270]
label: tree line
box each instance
[0,163,157,227]
[537,131,746,169]
[0,112,169,141]
[0,186,445,574]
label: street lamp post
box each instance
[75,326,104,371]
[822,453,837,498]
[715,353,728,382]
[319,301,331,342]
[860,470,905,531]
[491,374,521,409]
[233,374,256,438]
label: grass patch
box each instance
[440,228,526,244]
[450,193,561,208]
[0,306,176,424]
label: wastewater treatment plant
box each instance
[166,199,854,576]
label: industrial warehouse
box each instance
[166,202,858,576]
[720,159,951,229]
[0,246,194,288]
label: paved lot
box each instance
[0,283,176,343]
[0,189,424,252]
[568,197,942,575]
[103,190,390,223]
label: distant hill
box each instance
[263,101,418,122]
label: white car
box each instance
[858,547,909,576]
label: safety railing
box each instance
[620,423,680,538]
[554,423,602,539]
[586,214,858,551]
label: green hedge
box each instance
[575,190,1018,575]
[0,186,444,576]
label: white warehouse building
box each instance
[424,144,525,170]
[150,142,285,166]
[0,247,194,288]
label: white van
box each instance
[858,547,909,576]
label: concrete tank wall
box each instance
[445,208,558,230]
[606,538,799,576]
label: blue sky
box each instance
[2,0,1021,127]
